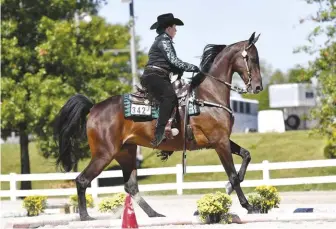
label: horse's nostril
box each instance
[256,86,261,91]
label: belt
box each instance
[146,65,171,76]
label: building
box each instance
[269,83,318,130]
[230,96,259,133]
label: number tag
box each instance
[131,104,151,116]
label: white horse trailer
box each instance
[269,83,318,130]
[230,97,259,133]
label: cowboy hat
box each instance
[150,13,184,30]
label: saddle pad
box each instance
[122,92,200,120]
[123,94,159,119]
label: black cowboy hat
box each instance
[150,13,184,30]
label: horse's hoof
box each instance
[225,182,234,195]
[247,205,261,214]
[150,212,165,217]
[80,215,96,221]
[156,213,166,217]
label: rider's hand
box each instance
[177,69,184,77]
[192,65,200,72]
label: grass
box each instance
[1,130,335,197]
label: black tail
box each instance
[53,94,94,172]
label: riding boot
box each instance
[151,125,166,147]
[151,98,176,147]
[164,106,177,139]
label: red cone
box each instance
[121,194,138,229]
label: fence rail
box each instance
[1,159,336,201]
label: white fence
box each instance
[1,159,336,201]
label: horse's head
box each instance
[198,32,263,94]
[231,32,263,94]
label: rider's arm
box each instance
[158,38,199,72]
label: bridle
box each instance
[202,45,253,94]
[200,32,261,94]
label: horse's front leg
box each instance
[215,137,259,214]
[116,145,165,218]
[225,140,251,195]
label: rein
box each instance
[203,73,250,94]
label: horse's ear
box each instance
[248,32,256,45]
[253,33,261,44]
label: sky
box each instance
[98,0,320,78]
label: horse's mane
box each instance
[199,44,226,72]
[190,42,241,88]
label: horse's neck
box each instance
[198,51,234,107]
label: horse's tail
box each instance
[53,94,94,172]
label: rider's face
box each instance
[166,25,177,39]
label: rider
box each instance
[140,13,200,147]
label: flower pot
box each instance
[70,206,79,213]
[63,204,70,214]
[111,206,123,219]
[205,213,221,224]
[261,208,268,214]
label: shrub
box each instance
[248,185,281,213]
[69,194,94,208]
[98,192,126,213]
[324,141,336,159]
[196,191,232,224]
[22,196,47,216]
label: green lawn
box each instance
[1,130,335,196]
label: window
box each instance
[245,103,251,114]
[305,92,314,98]
[239,102,244,113]
[233,101,238,112]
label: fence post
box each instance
[262,160,270,184]
[176,164,183,195]
[91,178,98,199]
[9,173,17,201]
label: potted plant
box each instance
[196,191,232,224]
[248,185,281,213]
[98,192,126,218]
[22,195,47,216]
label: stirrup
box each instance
[164,118,179,139]
[150,135,166,147]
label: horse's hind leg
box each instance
[215,137,259,214]
[115,144,165,217]
[225,140,251,195]
[75,151,113,220]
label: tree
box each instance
[287,65,310,83]
[309,42,336,158]
[295,0,336,54]
[1,0,147,190]
[259,59,274,87]
[242,87,270,111]
[269,69,288,84]
[295,0,336,158]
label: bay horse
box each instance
[54,32,263,221]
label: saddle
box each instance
[123,78,200,121]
